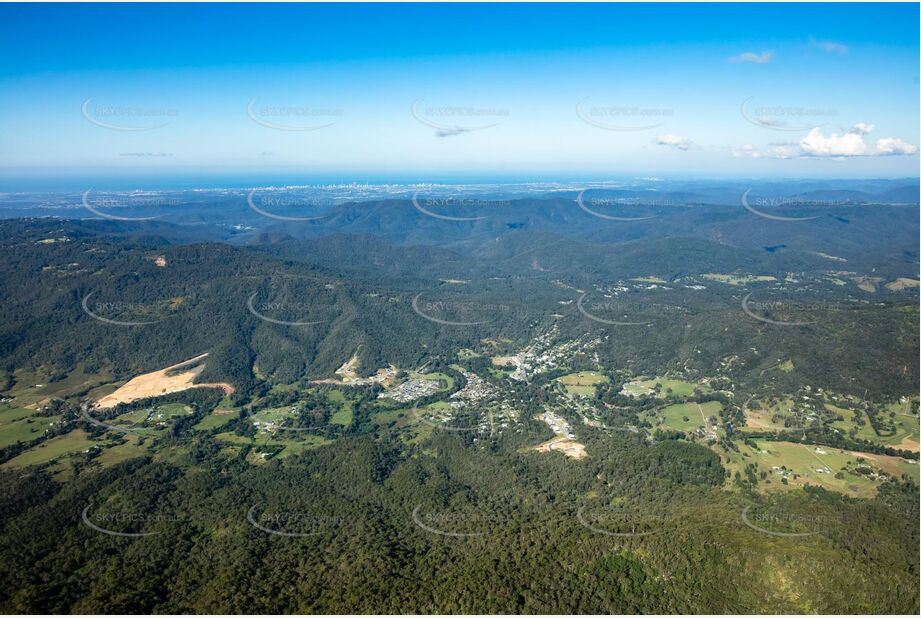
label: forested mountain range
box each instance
[0,186,917,613]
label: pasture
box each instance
[558,371,608,397]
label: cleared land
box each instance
[0,405,61,447]
[651,401,722,433]
[310,353,397,387]
[558,371,608,397]
[5,366,112,407]
[2,429,96,469]
[95,354,233,409]
[533,436,587,460]
[701,273,776,285]
[623,377,709,398]
[744,398,795,430]
[193,408,237,431]
[884,277,920,292]
[213,430,331,461]
[718,438,919,498]
[327,389,354,426]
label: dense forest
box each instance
[0,428,917,613]
[0,218,917,399]
[0,202,917,613]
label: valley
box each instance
[0,184,917,614]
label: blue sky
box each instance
[0,3,918,183]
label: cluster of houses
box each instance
[380,378,440,403]
[501,328,599,383]
[449,370,494,407]
[539,410,575,439]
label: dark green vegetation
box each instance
[0,207,917,399]
[0,189,918,613]
[0,432,917,613]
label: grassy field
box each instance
[776,360,794,372]
[269,382,310,394]
[372,402,447,444]
[2,429,97,469]
[422,372,455,391]
[744,398,795,431]
[279,436,333,457]
[193,408,237,431]
[825,400,919,451]
[880,400,920,451]
[326,389,355,426]
[828,405,881,442]
[5,366,111,406]
[701,273,777,285]
[329,404,353,426]
[371,407,410,428]
[744,395,920,453]
[100,403,193,435]
[623,377,709,398]
[214,431,252,445]
[0,405,61,448]
[250,406,297,426]
[94,435,148,467]
[650,401,722,432]
[717,438,919,498]
[213,430,332,460]
[558,371,608,397]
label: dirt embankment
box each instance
[95,353,233,409]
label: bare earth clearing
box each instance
[95,353,233,409]
[534,436,587,459]
[311,353,397,387]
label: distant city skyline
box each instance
[0,3,918,181]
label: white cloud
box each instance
[800,127,869,156]
[735,124,917,159]
[435,127,471,138]
[810,36,848,55]
[874,137,918,156]
[655,134,692,151]
[729,50,773,64]
[800,124,917,157]
[733,144,796,159]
